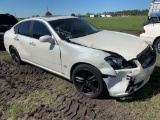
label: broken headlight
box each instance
[105,55,137,70]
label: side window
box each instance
[14,24,19,34]
[32,21,51,39]
[18,21,31,36]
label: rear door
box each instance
[13,21,32,61]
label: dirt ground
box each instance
[0,58,160,120]
[0,60,100,120]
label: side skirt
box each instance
[22,59,70,80]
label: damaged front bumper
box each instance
[103,47,157,97]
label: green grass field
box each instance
[84,16,147,31]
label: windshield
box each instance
[48,18,100,40]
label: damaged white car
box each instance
[4,16,157,98]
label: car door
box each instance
[12,21,32,61]
[29,20,61,72]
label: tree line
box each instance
[71,9,149,17]
[106,9,149,16]
[25,9,149,19]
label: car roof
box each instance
[29,16,78,22]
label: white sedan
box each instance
[4,16,156,98]
[140,23,160,53]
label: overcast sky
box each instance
[0,0,152,18]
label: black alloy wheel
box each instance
[10,47,23,65]
[72,64,105,98]
[155,39,160,53]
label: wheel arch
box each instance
[9,45,14,52]
[153,36,160,46]
[70,62,95,80]
[70,59,116,80]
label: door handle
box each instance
[30,42,36,46]
[14,37,19,41]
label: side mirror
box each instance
[39,35,55,44]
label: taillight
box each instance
[141,29,145,34]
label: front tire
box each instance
[155,39,160,53]
[72,64,106,98]
[149,17,158,23]
[10,47,23,65]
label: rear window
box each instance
[18,21,31,37]
[14,24,19,34]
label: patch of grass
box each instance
[8,102,23,120]
[0,51,10,61]
[6,90,57,119]
[4,78,71,119]
[24,90,57,111]
[84,16,147,31]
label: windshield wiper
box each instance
[85,31,100,36]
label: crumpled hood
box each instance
[70,30,148,61]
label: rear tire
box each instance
[72,64,106,98]
[10,46,23,65]
[155,39,160,53]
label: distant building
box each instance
[100,14,106,17]
[100,14,112,17]
[90,14,95,18]
[90,14,99,18]
[106,15,112,17]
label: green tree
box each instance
[103,12,107,15]
[86,12,92,17]
[45,11,52,16]
[71,13,75,16]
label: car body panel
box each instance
[29,37,61,72]
[70,30,148,61]
[140,23,160,45]
[149,12,160,20]
[15,34,32,61]
[58,40,117,77]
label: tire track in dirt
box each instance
[24,90,97,120]
[0,60,143,120]
[0,60,55,102]
[0,60,97,120]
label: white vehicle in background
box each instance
[148,0,160,22]
[140,23,160,53]
[4,16,156,98]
